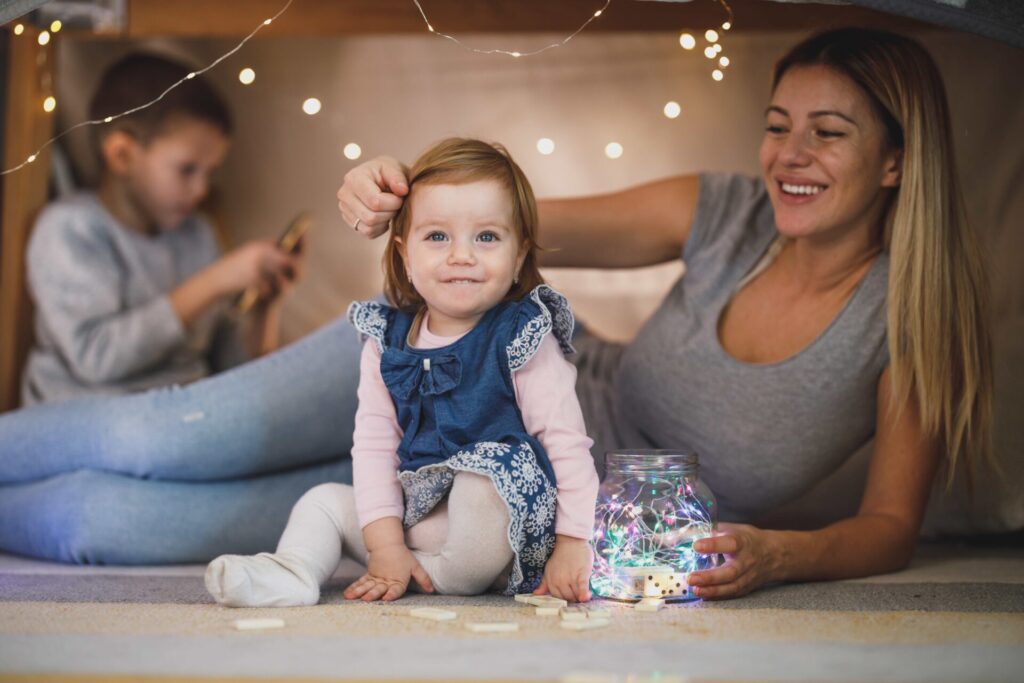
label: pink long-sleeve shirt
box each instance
[351,313,598,539]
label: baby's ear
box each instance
[101,130,139,176]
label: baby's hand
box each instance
[535,535,593,603]
[343,543,433,602]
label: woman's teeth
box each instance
[781,182,824,195]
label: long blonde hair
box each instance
[774,28,993,488]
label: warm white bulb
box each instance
[722,21,732,30]
[594,9,603,17]
[302,98,322,115]
[13,23,24,35]
[705,29,719,43]
[536,138,555,155]
[704,47,716,59]
[50,20,62,32]
[679,33,696,50]
[27,154,37,163]
[663,101,681,119]
[511,51,521,58]
[343,143,362,160]
[104,116,113,123]
[263,18,272,25]
[604,142,623,160]
[712,69,724,82]
[719,56,730,68]
[186,72,196,80]
[714,43,723,54]
[37,30,50,46]
[43,96,56,113]
[238,68,255,85]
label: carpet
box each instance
[1,543,1023,682]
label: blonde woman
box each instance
[338,28,993,598]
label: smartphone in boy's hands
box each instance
[235,212,314,313]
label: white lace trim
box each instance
[506,285,576,373]
[347,301,388,353]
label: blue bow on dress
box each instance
[380,348,462,399]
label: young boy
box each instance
[21,53,301,405]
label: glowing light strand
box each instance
[590,476,716,600]
[411,0,612,58]
[1,0,295,176]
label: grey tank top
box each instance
[575,173,889,522]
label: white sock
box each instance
[205,550,321,607]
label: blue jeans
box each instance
[0,314,361,564]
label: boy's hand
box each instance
[535,535,593,603]
[336,155,408,238]
[216,240,300,300]
[343,543,434,602]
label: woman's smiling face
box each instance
[759,64,903,244]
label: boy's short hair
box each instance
[89,53,232,160]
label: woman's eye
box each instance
[816,129,845,139]
[764,125,787,135]
[426,232,447,242]
[478,231,499,243]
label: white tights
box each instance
[205,472,513,607]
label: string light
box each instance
[722,21,732,30]
[343,142,362,160]
[678,33,696,50]
[536,138,555,155]
[49,20,62,33]
[302,97,321,115]
[590,476,716,600]
[663,101,681,119]
[238,67,256,85]
[43,96,56,113]
[13,23,24,35]
[719,56,730,68]
[604,142,623,159]
[712,69,724,81]
[705,29,719,43]
[37,30,50,46]
[2,0,295,176]
[412,0,611,58]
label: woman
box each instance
[0,28,992,597]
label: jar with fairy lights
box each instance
[590,449,718,601]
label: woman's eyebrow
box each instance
[764,105,858,127]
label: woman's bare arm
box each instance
[537,175,701,269]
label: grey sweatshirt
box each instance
[21,192,248,405]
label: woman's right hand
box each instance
[336,155,409,238]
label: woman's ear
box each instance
[881,148,903,188]
[101,130,139,177]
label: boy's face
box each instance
[114,117,229,231]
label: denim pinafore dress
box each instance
[347,285,576,594]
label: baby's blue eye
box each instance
[478,231,498,243]
[426,232,447,242]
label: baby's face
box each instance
[126,117,229,231]
[401,179,526,336]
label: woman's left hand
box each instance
[686,523,780,600]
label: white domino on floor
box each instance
[634,597,664,612]
[466,621,520,633]
[408,607,458,621]
[560,605,588,621]
[536,605,561,616]
[233,617,285,631]
[560,617,611,631]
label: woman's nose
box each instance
[779,130,813,166]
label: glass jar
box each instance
[590,449,718,601]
